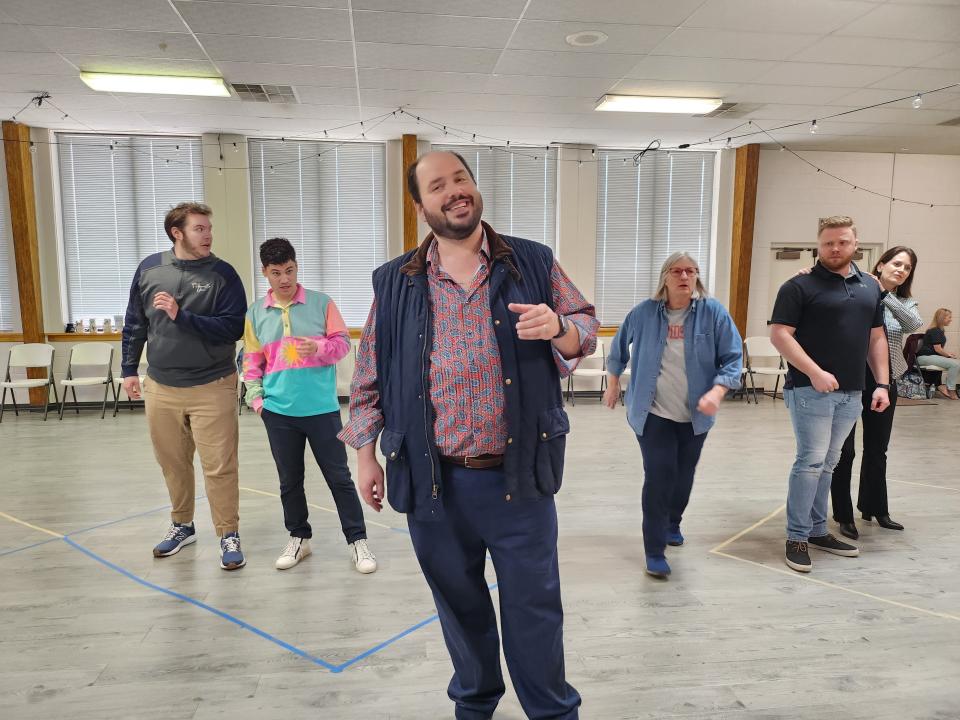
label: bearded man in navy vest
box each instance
[339,151,598,719]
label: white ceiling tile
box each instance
[0,22,48,52]
[493,50,643,78]
[624,56,776,83]
[609,79,741,98]
[352,0,527,17]
[652,28,820,61]
[197,35,353,65]
[728,84,853,105]
[525,0,706,25]
[830,88,919,106]
[65,55,218,76]
[842,106,960,125]
[684,0,877,35]
[754,62,902,88]
[870,67,960,91]
[218,62,357,87]
[199,0,346,7]
[175,2,351,41]
[358,68,489,93]
[115,95,242,115]
[0,51,75,75]
[485,74,618,97]
[788,36,953,67]
[835,3,960,42]
[917,46,960,70]
[287,86,359,106]
[28,28,207,60]
[0,73,94,94]
[356,43,500,73]
[1,0,186,32]
[745,103,858,121]
[508,20,672,54]
[353,11,515,47]
[360,89,593,114]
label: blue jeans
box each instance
[784,387,862,542]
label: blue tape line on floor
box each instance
[63,535,340,672]
[0,536,61,557]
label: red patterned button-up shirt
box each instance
[338,232,598,456]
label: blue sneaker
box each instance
[667,524,684,547]
[153,522,196,557]
[219,532,246,570]
[645,554,671,579]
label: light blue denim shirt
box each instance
[607,297,744,436]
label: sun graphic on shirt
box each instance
[281,339,307,367]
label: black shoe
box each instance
[862,513,905,530]
[785,540,811,573]
[838,522,859,540]
[876,515,904,531]
[808,533,859,557]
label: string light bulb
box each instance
[725,137,732,149]
[810,119,818,134]
[269,165,275,175]
[233,142,238,153]
[912,93,923,109]
[29,141,36,154]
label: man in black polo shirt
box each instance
[770,215,890,573]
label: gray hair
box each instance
[653,251,708,301]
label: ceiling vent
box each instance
[230,83,299,104]
[696,102,764,118]
[937,115,960,126]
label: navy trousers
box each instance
[407,464,581,720]
[260,409,367,543]
[636,413,707,559]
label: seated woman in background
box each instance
[831,246,922,539]
[603,251,743,580]
[916,308,959,400]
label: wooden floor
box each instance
[1,396,959,719]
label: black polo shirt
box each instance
[770,262,884,390]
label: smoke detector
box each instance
[565,31,609,48]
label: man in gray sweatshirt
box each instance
[121,202,248,570]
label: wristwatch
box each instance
[553,314,569,339]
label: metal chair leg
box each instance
[58,384,67,420]
[72,386,80,414]
[0,388,5,423]
[10,388,18,417]
[43,383,51,421]
[100,382,109,419]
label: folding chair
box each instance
[744,336,788,402]
[59,343,116,420]
[0,343,58,422]
[904,332,943,396]
[567,341,605,406]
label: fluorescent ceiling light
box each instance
[80,72,230,97]
[595,94,723,115]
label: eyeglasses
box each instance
[668,267,698,277]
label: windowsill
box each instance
[46,332,122,342]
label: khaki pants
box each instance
[144,374,240,536]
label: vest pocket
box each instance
[534,406,569,495]
[380,429,413,513]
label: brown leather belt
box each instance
[439,453,504,469]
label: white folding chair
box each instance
[744,336,788,402]
[567,341,605,406]
[59,343,116,420]
[0,343,58,422]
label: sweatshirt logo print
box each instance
[192,282,213,293]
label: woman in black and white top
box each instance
[832,246,922,540]
[916,308,958,401]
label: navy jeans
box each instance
[260,409,366,543]
[407,464,581,720]
[636,413,708,559]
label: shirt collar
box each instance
[426,230,490,269]
[264,283,306,308]
[813,260,862,281]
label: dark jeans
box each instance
[407,464,580,720]
[636,413,707,558]
[260,409,366,543]
[831,376,898,523]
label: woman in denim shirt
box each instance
[604,252,743,579]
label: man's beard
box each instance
[820,251,855,270]
[422,194,483,240]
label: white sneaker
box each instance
[275,537,312,570]
[349,538,377,574]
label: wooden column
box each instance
[402,133,419,252]
[2,121,47,405]
[729,144,760,338]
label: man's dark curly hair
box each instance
[259,237,296,267]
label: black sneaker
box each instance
[808,533,859,557]
[785,540,811,573]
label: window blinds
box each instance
[430,144,557,249]
[595,150,716,325]
[249,139,387,326]
[57,133,204,321]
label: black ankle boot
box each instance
[875,515,904,531]
[838,522,859,540]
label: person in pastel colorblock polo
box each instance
[243,237,376,573]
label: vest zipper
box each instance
[421,311,438,500]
